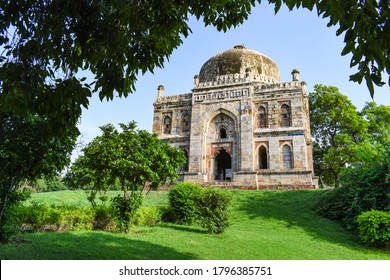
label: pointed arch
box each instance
[280,104,291,127]
[180,111,190,133]
[258,105,267,128]
[258,145,268,169]
[205,108,238,133]
[282,144,293,169]
[163,115,172,134]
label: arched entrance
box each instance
[207,110,236,182]
[215,148,232,181]
[258,146,268,169]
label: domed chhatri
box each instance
[153,45,318,189]
[198,45,281,83]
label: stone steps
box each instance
[205,181,234,188]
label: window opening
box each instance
[258,106,267,128]
[258,146,268,169]
[181,112,190,132]
[163,116,171,134]
[282,145,293,169]
[220,127,227,139]
[280,104,291,127]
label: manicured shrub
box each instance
[12,200,168,233]
[357,210,390,247]
[168,182,202,224]
[133,207,163,226]
[195,188,233,234]
[168,183,233,233]
[12,203,94,231]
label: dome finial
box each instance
[234,44,246,49]
[194,75,199,87]
[157,85,164,98]
[291,69,300,81]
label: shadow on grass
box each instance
[158,223,207,234]
[1,230,198,260]
[234,190,372,251]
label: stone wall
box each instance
[152,74,318,189]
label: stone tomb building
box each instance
[153,45,318,189]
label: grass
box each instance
[1,189,389,260]
[25,189,168,207]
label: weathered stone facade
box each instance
[153,45,318,189]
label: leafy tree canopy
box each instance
[66,121,186,198]
[1,0,389,139]
[0,0,258,137]
[65,121,186,231]
[360,102,390,146]
[309,84,388,187]
[0,113,77,241]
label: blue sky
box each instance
[75,4,389,157]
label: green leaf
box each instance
[365,75,375,99]
[344,29,354,43]
[341,42,355,56]
[273,0,282,13]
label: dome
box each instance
[198,45,281,83]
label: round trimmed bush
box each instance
[357,210,390,247]
[168,182,202,224]
[195,188,233,234]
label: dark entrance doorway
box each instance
[215,148,232,181]
[258,146,268,169]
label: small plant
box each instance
[110,192,143,232]
[133,207,163,226]
[18,202,51,231]
[195,188,233,234]
[357,210,390,247]
[168,183,233,234]
[168,182,202,224]
[93,205,115,231]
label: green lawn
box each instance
[25,189,168,207]
[1,189,389,260]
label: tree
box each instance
[269,0,390,98]
[360,102,390,146]
[65,121,186,232]
[0,113,76,242]
[0,0,258,139]
[1,1,388,140]
[309,84,370,187]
